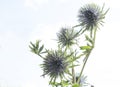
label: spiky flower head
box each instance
[76,75,88,87]
[41,50,69,80]
[57,27,80,47]
[78,3,108,34]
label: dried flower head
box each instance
[78,3,108,33]
[41,50,68,80]
[57,28,80,47]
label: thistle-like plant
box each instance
[29,3,108,87]
[57,27,80,48]
[77,3,109,37]
[41,50,69,82]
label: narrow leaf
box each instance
[85,35,93,44]
[30,42,36,48]
[80,46,91,50]
[38,45,44,53]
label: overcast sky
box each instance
[0,0,120,87]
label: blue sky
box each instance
[0,0,120,87]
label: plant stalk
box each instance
[77,27,97,84]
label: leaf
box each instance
[85,35,93,44]
[73,53,86,61]
[72,83,80,87]
[66,69,72,76]
[69,64,80,68]
[29,42,37,54]
[80,46,91,50]
[29,42,36,49]
[72,24,81,28]
[29,45,33,50]
[35,40,40,49]
[62,80,70,86]
[66,52,74,58]
[29,40,45,56]
[38,45,44,53]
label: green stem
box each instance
[93,27,97,48]
[38,54,45,59]
[77,51,91,83]
[69,47,76,84]
[72,62,76,83]
[77,27,97,84]
[71,54,76,84]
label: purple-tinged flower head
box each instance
[41,50,69,80]
[57,27,80,47]
[78,3,109,34]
